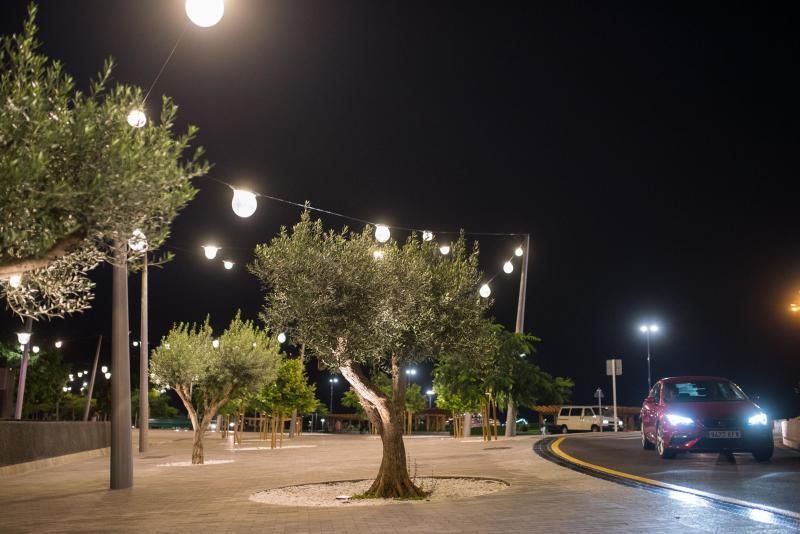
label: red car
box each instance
[640,376,774,461]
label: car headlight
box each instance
[603,419,609,424]
[666,414,694,426]
[747,412,768,425]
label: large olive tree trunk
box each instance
[340,353,424,499]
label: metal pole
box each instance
[13,316,33,420]
[612,359,618,432]
[646,330,651,391]
[83,335,103,421]
[506,233,530,437]
[111,243,133,490]
[329,381,333,413]
[598,390,603,433]
[139,254,149,453]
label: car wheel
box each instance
[641,426,654,450]
[656,425,675,459]
[752,446,774,462]
[591,425,600,432]
[560,425,569,434]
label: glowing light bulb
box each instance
[101,366,108,373]
[8,274,21,288]
[373,250,385,260]
[515,246,523,257]
[439,245,450,255]
[503,261,514,274]
[17,332,31,345]
[223,260,234,270]
[231,189,257,218]
[133,341,139,347]
[105,372,112,379]
[277,332,287,344]
[128,229,148,252]
[78,372,83,378]
[422,231,433,242]
[479,284,491,298]
[203,245,220,259]
[127,109,146,128]
[212,339,220,349]
[185,0,225,27]
[32,345,40,353]
[54,340,63,348]
[375,224,390,243]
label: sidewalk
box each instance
[0,430,783,533]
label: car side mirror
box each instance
[644,396,655,405]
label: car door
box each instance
[641,383,661,440]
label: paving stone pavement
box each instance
[0,430,788,533]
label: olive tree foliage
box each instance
[250,210,490,498]
[150,313,280,464]
[0,5,207,320]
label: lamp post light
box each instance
[329,377,338,413]
[405,368,416,387]
[13,317,33,420]
[426,389,435,409]
[639,323,660,391]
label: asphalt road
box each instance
[556,432,800,514]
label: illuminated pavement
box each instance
[0,430,794,532]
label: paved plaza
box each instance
[0,430,788,533]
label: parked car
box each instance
[640,376,774,461]
[556,405,624,433]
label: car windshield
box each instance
[663,380,748,402]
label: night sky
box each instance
[2,1,799,417]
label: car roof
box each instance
[658,376,731,383]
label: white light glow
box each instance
[105,372,112,379]
[640,325,648,332]
[503,261,514,274]
[212,339,220,349]
[650,324,659,332]
[17,332,31,345]
[665,413,694,426]
[748,412,768,425]
[8,274,21,288]
[185,0,225,27]
[372,250,385,260]
[55,340,63,348]
[126,109,146,128]
[375,224,390,243]
[32,345,39,354]
[479,284,491,298]
[422,231,433,242]
[277,332,287,344]
[133,341,139,347]
[515,246,524,257]
[223,260,234,270]
[128,228,148,252]
[101,366,108,373]
[69,374,74,381]
[78,372,83,378]
[231,189,257,218]
[426,390,434,395]
[439,245,450,255]
[203,245,220,259]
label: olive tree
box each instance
[150,314,280,464]
[250,211,489,498]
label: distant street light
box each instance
[54,340,63,349]
[203,245,220,259]
[16,332,31,345]
[426,389,435,409]
[328,377,339,413]
[639,323,660,391]
[31,345,40,354]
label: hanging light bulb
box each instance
[126,109,147,128]
[422,231,434,242]
[105,372,112,379]
[203,245,220,259]
[164,342,171,350]
[439,245,450,255]
[212,339,220,349]
[8,274,21,288]
[16,332,31,345]
[277,332,287,344]
[128,229,148,252]
[55,340,63,349]
[32,345,40,354]
[78,372,84,378]
[372,250,385,260]
[375,224,391,243]
[69,374,74,381]
[101,366,108,374]
[231,189,257,218]
[223,260,234,270]
[515,246,524,257]
[503,261,514,274]
[185,0,225,27]
[133,341,140,347]
[479,284,491,298]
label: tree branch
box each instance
[0,227,87,278]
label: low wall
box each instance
[0,421,110,467]
[782,418,800,451]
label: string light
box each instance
[479,284,491,298]
[223,260,234,269]
[101,366,108,373]
[55,340,63,348]
[32,345,40,354]
[373,250,385,260]
[78,372,84,378]
[203,245,220,259]
[126,109,147,128]
[105,372,112,379]
[185,0,225,27]
[503,261,514,274]
[212,339,220,348]
[422,231,434,241]
[128,229,148,252]
[8,274,21,288]
[375,224,391,243]
[515,246,524,257]
[439,245,450,255]
[231,189,258,218]
[133,341,140,347]
[277,332,287,344]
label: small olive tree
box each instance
[150,314,280,464]
[250,211,490,498]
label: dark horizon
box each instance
[1,1,798,418]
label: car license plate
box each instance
[707,430,740,438]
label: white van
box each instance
[556,406,623,433]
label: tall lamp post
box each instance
[328,377,338,413]
[505,234,530,437]
[639,323,659,391]
[426,389,435,409]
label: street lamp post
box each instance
[328,377,338,413]
[506,234,531,437]
[639,324,659,391]
[426,389,435,409]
